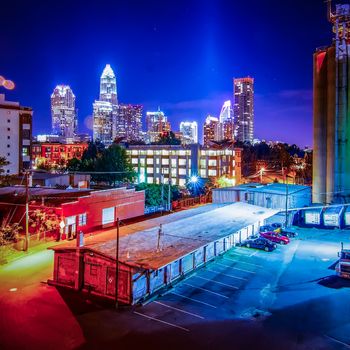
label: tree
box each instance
[29,209,60,240]
[153,131,181,145]
[0,223,22,245]
[0,156,9,175]
[135,183,181,207]
[66,157,82,172]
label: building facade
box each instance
[0,94,32,174]
[115,104,143,142]
[179,121,198,144]
[219,100,234,141]
[126,144,241,187]
[93,65,118,146]
[146,109,171,143]
[313,3,350,204]
[51,85,77,140]
[203,115,220,145]
[234,77,254,143]
[32,142,88,167]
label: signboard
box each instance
[324,213,339,227]
[305,211,320,225]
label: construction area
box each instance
[48,202,277,305]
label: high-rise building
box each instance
[233,77,254,143]
[0,94,32,174]
[115,104,143,142]
[203,115,219,145]
[93,64,118,146]
[219,100,234,141]
[99,64,118,105]
[51,85,77,140]
[179,121,198,144]
[313,3,350,204]
[146,109,171,143]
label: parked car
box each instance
[280,230,297,238]
[260,224,281,234]
[241,237,277,252]
[260,231,290,245]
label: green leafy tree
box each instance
[66,157,82,172]
[0,156,9,175]
[0,223,22,245]
[135,183,181,206]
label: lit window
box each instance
[161,158,169,165]
[79,213,87,226]
[178,159,186,166]
[147,167,154,174]
[208,159,217,166]
[147,176,154,183]
[179,168,187,175]
[146,158,153,164]
[147,150,154,155]
[208,169,217,176]
[131,158,138,164]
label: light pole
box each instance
[115,217,120,309]
[59,219,65,241]
[285,174,289,228]
[24,171,29,251]
[160,174,164,214]
[168,177,172,212]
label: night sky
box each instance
[0,0,341,147]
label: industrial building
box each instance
[48,202,277,305]
[212,183,311,210]
[313,3,350,204]
[0,186,145,240]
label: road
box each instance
[1,227,350,349]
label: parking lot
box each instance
[2,226,350,350]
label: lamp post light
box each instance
[59,219,65,241]
[259,168,265,183]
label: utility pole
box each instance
[161,174,164,215]
[168,177,171,212]
[285,174,289,228]
[115,217,120,309]
[157,224,163,252]
[24,170,30,252]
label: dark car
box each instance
[241,237,277,252]
[279,230,297,238]
[260,231,290,245]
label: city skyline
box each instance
[1,0,338,147]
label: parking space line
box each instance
[194,275,239,289]
[153,301,205,319]
[170,291,217,308]
[183,282,229,299]
[133,311,190,332]
[206,268,248,281]
[249,251,258,257]
[216,262,255,274]
[223,257,262,268]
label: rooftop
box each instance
[51,202,278,270]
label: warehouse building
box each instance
[212,183,311,210]
[48,202,277,305]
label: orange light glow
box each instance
[3,80,15,90]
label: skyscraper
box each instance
[179,121,198,144]
[115,104,143,142]
[233,77,254,143]
[313,3,350,204]
[203,115,219,146]
[51,85,77,139]
[93,64,117,145]
[146,108,171,143]
[100,64,118,105]
[219,100,234,141]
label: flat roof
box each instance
[213,183,310,195]
[51,202,278,270]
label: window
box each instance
[147,167,154,174]
[208,169,217,176]
[7,144,10,148]
[79,213,87,226]
[7,128,10,131]
[7,119,10,123]
[7,136,10,140]
[179,168,187,175]
[131,158,138,164]
[161,158,169,165]
[208,159,217,166]
[146,158,153,165]
[7,153,10,156]
[178,159,186,166]
[102,207,115,225]
[22,147,29,156]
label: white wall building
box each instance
[0,94,32,174]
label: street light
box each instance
[190,175,199,183]
[59,219,65,241]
